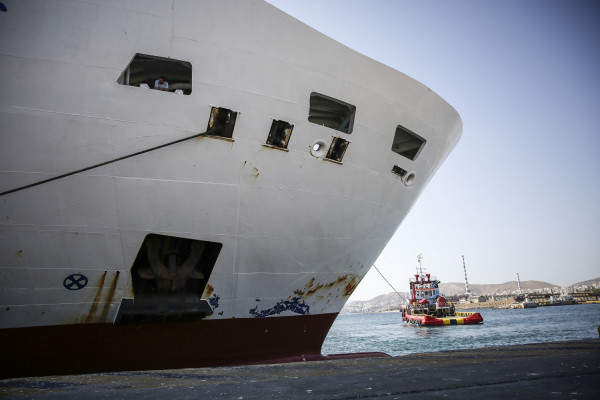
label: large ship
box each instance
[0,0,462,377]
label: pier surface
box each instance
[1,339,598,399]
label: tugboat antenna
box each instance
[417,254,425,277]
[462,255,471,296]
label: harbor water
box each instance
[322,303,600,356]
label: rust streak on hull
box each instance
[99,271,120,322]
[85,272,107,323]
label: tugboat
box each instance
[401,256,483,326]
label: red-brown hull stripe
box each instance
[0,313,389,378]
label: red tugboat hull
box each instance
[402,310,483,326]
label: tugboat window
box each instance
[392,125,425,160]
[207,107,238,138]
[308,92,356,134]
[266,120,293,149]
[117,53,192,95]
[325,137,349,163]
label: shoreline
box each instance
[453,298,518,310]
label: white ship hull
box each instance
[0,0,461,377]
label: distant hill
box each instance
[342,292,409,313]
[572,277,600,287]
[343,277,599,313]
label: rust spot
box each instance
[343,275,360,296]
[85,272,107,323]
[203,284,215,298]
[302,274,360,298]
[293,289,305,296]
[100,271,120,322]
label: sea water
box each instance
[322,303,600,356]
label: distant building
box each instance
[458,294,486,303]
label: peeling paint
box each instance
[208,293,220,309]
[249,296,309,318]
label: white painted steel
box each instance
[0,0,462,328]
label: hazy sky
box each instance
[265,0,600,300]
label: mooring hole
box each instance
[207,107,238,138]
[325,137,350,163]
[392,165,408,178]
[265,120,293,149]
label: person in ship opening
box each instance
[154,75,169,91]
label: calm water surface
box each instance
[322,303,600,356]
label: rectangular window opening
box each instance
[308,92,356,134]
[265,120,293,149]
[392,125,425,160]
[117,53,192,95]
[206,107,238,138]
[325,137,349,163]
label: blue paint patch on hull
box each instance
[208,294,220,309]
[249,296,310,318]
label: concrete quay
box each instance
[1,339,598,399]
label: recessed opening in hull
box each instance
[325,137,350,163]
[391,125,426,160]
[116,234,222,324]
[117,53,192,94]
[206,107,238,138]
[392,165,408,179]
[265,119,294,149]
[308,92,356,134]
